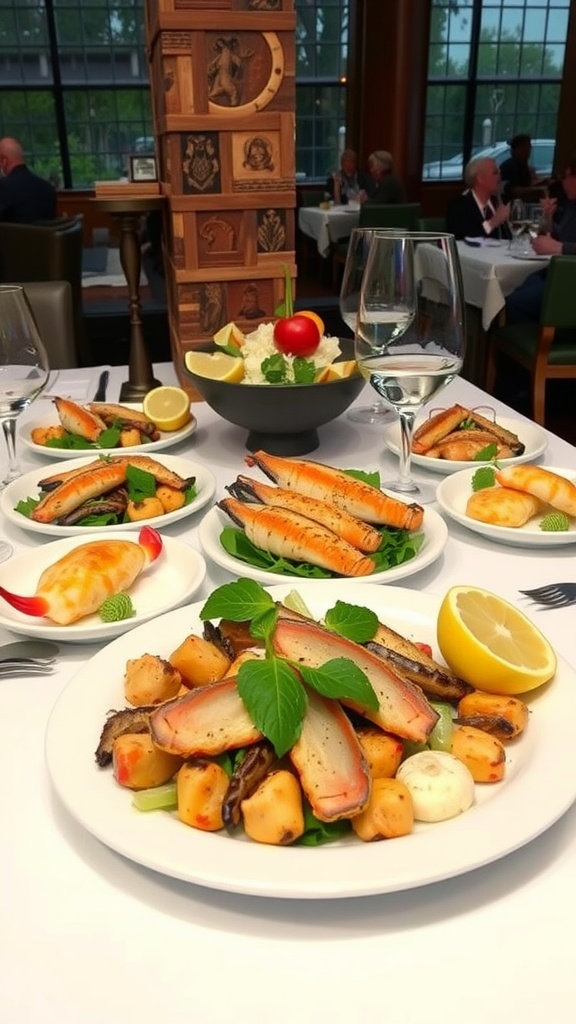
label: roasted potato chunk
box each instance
[169,634,231,688]
[351,778,414,841]
[126,496,165,521]
[451,725,506,783]
[356,728,404,779]
[457,691,529,740]
[156,485,186,513]
[177,760,230,831]
[124,653,182,706]
[241,770,305,846]
[113,733,182,790]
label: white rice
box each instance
[240,322,342,384]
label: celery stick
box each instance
[428,702,454,752]
[132,782,178,812]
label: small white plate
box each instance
[509,252,550,261]
[436,466,576,547]
[197,502,448,584]
[384,413,547,475]
[45,583,576,898]
[20,403,197,459]
[0,531,206,642]
[0,454,216,538]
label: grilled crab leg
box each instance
[246,451,423,531]
[227,475,383,554]
[0,526,162,624]
[218,497,376,577]
[38,455,191,494]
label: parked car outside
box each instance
[422,139,555,181]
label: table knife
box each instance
[93,370,109,402]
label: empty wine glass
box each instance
[0,285,50,488]
[509,198,528,251]
[355,231,465,502]
[340,228,393,425]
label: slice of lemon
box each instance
[185,350,245,384]
[298,310,325,337]
[142,386,192,432]
[437,586,556,695]
[213,321,245,351]
[315,359,359,383]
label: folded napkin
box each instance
[40,370,107,402]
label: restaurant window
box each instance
[295,0,350,182]
[423,0,569,180]
[0,0,350,189]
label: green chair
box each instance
[417,216,447,232]
[485,255,576,425]
[358,202,421,230]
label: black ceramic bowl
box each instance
[184,338,365,455]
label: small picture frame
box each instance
[128,155,158,183]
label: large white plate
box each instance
[384,413,547,475]
[0,454,216,538]
[436,465,576,547]
[198,503,447,585]
[20,404,197,459]
[0,532,206,643]
[45,582,576,899]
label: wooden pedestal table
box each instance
[92,195,166,402]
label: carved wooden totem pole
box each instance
[144,0,296,389]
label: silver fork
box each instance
[0,660,55,676]
[520,583,576,609]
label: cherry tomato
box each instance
[273,315,321,357]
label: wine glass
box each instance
[0,285,50,489]
[355,230,465,502]
[509,198,527,251]
[339,228,393,425]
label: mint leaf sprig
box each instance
[200,579,379,757]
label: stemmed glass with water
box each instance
[355,230,465,502]
[0,285,50,489]
[339,228,393,424]
[509,198,528,251]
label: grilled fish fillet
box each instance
[412,405,470,454]
[31,463,128,523]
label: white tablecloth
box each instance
[298,204,360,257]
[3,364,576,1024]
[457,240,547,329]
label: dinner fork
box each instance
[0,660,55,676]
[520,583,576,609]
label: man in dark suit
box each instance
[0,137,57,223]
[446,157,511,240]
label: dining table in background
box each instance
[456,239,548,389]
[3,362,576,1024]
[298,202,361,257]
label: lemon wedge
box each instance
[315,360,359,383]
[213,321,245,351]
[437,586,556,695]
[142,386,192,432]
[185,350,245,384]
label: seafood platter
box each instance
[198,449,448,584]
[437,464,576,547]
[0,453,216,537]
[20,397,197,458]
[383,403,547,474]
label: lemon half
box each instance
[142,386,192,432]
[315,359,359,383]
[185,350,245,384]
[437,586,556,695]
